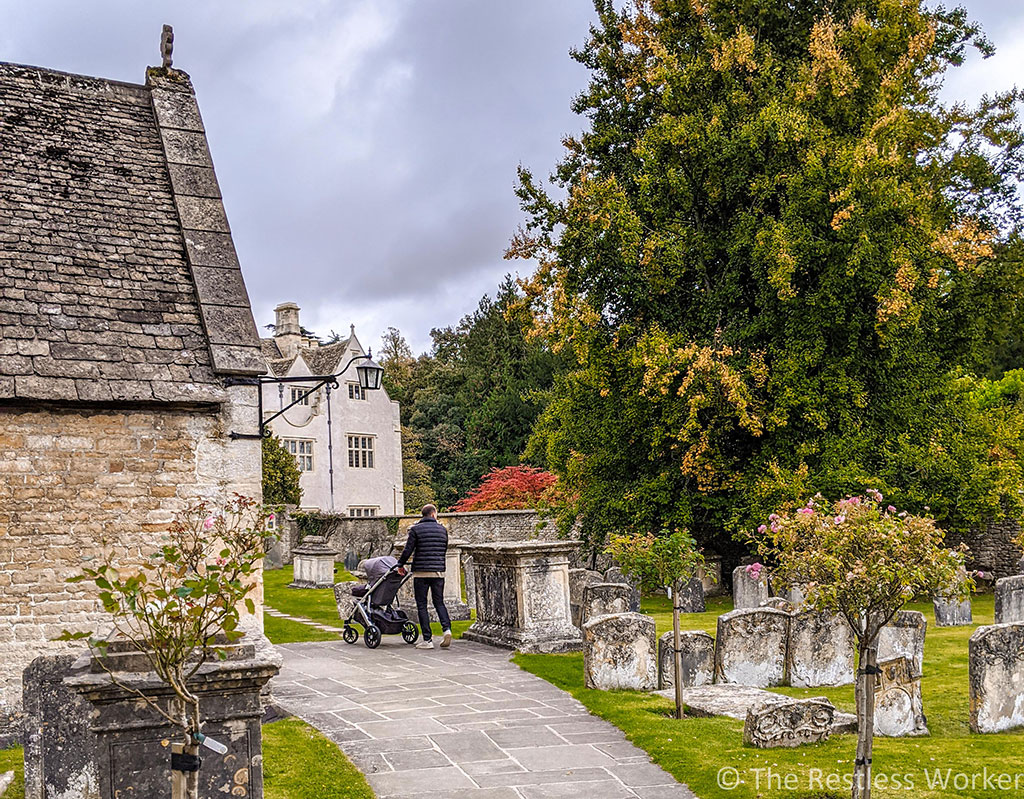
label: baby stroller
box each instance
[342,555,420,649]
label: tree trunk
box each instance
[672,578,684,720]
[851,644,878,799]
[171,742,200,799]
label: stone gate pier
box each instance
[462,541,582,653]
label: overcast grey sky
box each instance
[1,1,1022,354]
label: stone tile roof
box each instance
[0,62,263,404]
[259,337,352,378]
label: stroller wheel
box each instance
[342,625,358,644]
[401,621,419,644]
[364,625,382,649]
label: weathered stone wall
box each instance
[322,510,555,563]
[944,517,1023,579]
[0,394,261,722]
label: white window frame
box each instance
[348,383,366,401]
[283,438,314,472]
[347,434,375,469]
[348,506,378,518]
[290,386,312,406]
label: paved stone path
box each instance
[273,638,698,799]
[265,605,344,634]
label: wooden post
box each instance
[171,742,200,799]
[672,578,684,720]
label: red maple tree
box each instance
[453,466,559,512]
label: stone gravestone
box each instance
[743,698,836,749]
[580,582,641,626]
[873,656,928,737]
[569,568,605,628]
[334,582,359,622]
[673,577,706,613]
[715,607,790,687]
[933,596,973,627]
[289,535,339,588]
[761,597,795,613]
[583,612,658,691]
[463,553,476,609]
[462,541,582,653]
[658,630,714,690]
[995,575,1024,624]
[878,610,926,678]
[732,565,769,609]
[23,654,100,799]
[604,566,630,585]
[787,612,855,688]
[969,622,1024,733]
[30,636,280,799]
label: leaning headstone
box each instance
[787,612,855,688]
[673,577,706,613]
[658,630,714,690]
[569,568,605,628]
[969,622,1024,733]
[995,575,1024,624]
[583,612,658,691]
[581,582,641,625]
[732,565,769,609]
[933,596,973,627]
[743,698,836,748]
[290,535,339,588]
[878,610,926,678]
[23,654,100,799]
[715,607,790,687]
[873,656,928,737]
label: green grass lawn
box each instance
[263,564,473,645]
[0,721,371,799]
[263,718,373,799]
[0,746,24,799]
[515,592,1024,799]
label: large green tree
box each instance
[515,0,1024,560]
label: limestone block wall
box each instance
[944,517,1023,579]
[0,389,261,719]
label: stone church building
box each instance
[0,58,265,729]
[261,303,404,515]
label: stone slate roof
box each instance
[260,338,352,378]
[0,62,263,404]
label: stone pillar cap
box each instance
[292,536,339,556]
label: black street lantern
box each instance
[356,352,384,391]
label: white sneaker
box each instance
[416,640,434,650]
[440,630,452,649]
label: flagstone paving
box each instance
[273,638,698,798]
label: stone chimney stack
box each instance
[274,302,302,358]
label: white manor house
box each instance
[261,302,404,515]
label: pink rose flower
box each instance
[202,516,215,530]
[834,515,845,524]
[797,507,813,515]
[757,524,767,534]
[887,505,896,513]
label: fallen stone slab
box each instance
[743,698,836,748]
[655,684,857,734]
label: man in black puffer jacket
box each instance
[397,504,452,649]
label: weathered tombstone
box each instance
[933,596,973,627]
[658,630,714,689]
[674,577,706,613]
[700,558,724,596]
[715,607,790,687]
[761,597,795,613]
[463,553,476,609]
[289,535,339,588]
[462,541,582,653]
[732,565,769,609]
[787,612,855,688]
[28,636,280,799]
[873,656,928,737]
[878,610,926,678]
[580,582,641,625]
[995,575,1024,624]
[569,568,605,628]
[334,582,359,622]
[743,698,836,748]
[604,566,629,585]
[969,622,1024,733]
[583,613,658,691]
[23,655,100,799]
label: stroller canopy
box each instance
[362,555,399,585]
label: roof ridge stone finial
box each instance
[350,323,356,336]
[161,24,174,69]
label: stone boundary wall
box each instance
[325,510,555,564]
[944,517,1023,579]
